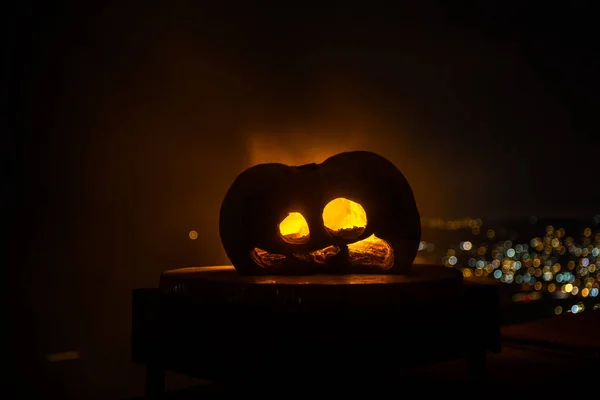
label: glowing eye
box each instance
[278,212,310,244]
[322,197,367,239]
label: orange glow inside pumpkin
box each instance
[278,212,310,244]
[322,198,367,238]
[294,245,340,264]
[252,198,393,271]
[347,234,394,269]
[251,247,286,268]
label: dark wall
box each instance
[6,1,598,398]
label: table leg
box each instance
[145,364,165,399]
[467,349,487,383]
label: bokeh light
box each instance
[417,216,600,314]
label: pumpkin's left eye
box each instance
[278,212,310,244]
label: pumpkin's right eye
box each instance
[322,197,367,239]
[278,212,310,244]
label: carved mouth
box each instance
[292,245,341,264]
[250,234,394,271]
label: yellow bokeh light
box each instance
[322,198,367,236]
[564,283,573,293]
[279,212,310,243]
[552,263,561,273]
[582,288,590,297]
[555,306,563,315]
[188,230,198,240]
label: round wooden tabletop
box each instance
[159,264,463,306]
[161,264,460,285]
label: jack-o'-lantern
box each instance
[219,151,421,275]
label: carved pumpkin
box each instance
[219,151,421,275]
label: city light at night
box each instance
[417,215,600,313]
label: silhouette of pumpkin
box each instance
[219,151,421,275]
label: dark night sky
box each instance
[6,1,599,398]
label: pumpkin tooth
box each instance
[293,245,340,264]
[293,253,312,262]
[308,245,340,264]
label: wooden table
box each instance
[132,265,500,397]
